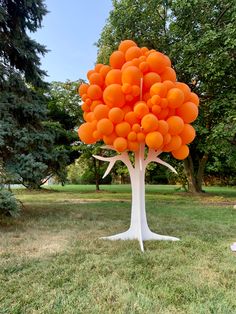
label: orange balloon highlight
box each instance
[180,124,196,144]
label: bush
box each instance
[0,189,22,217]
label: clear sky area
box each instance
[32,0,113,82]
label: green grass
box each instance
[0,184,236,313]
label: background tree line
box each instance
[0,0,235,217]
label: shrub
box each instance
[0,189,22,217]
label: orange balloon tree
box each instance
[78,40,199,251]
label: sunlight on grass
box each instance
[0,185,236,313]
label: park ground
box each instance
[0,184,236,313]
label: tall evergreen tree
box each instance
[0,0,49,188]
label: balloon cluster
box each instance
[78,40,199,160]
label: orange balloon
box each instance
[118,40,137,54]
[122,105,132,114]
[157,120,169,135]
[128,141,139,152]
[139,61,149,73]
[90,100,102,111]
[145,131,163,150]
[125,46,142,61]
[122,83,132,94]
[122,66,142,86]
[103,84,125,108]
[93,130,102,140]
[124,111,139,125]
[143,92,151,102]
[146,52,169,74]
[189,92,200,106]
[180,124,196,144]
[84,112,95,122]
[156,108,169,120]
[152,105,161,115]
[93,104,109,120]
[132,85,140,97]
[134,101,149,119]
[87,85,103,100]
[89,72,104,87]
[167,116,184,135]
[151,95,161,106]
[141,114,158,132]
[132,123,141,133]
[78,83,89,97]
[167,88,185,108]
[95,63,103,72]
[97,118,114,135]
[127,131,137,141]
[163,133,171,145]
[121,61,133,71]
[103,132,117,145]
[113,137,128,152]
[115,121,131,137]
[87,69,96,80]
[143,72,161,91]
[110,50,126,69]
[150,82,167,98]
[163,80,175,91]
[137,132,145,143]
[160,98,168,108]
[161,67,176,82]
[131,57,140,67]
[108,107,124,124]
[175,82,191,101]
[99,65,111,78]
[176,102,198,123]
[163,135,182,152]
[140,47,149,55]
[172,145,189,160]
[81,102,90,112]
[105,69,122,85]
[78,122,96,144]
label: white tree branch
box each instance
[93,151,134,178]
[144,149,177,174]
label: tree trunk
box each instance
[93,157,100,191]
[196,154,208,192]
[184,153,208,193]
[100,144,179,251]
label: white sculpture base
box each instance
[94,144,180,252]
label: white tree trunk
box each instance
[96,144,179,252]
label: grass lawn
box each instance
[0,184,236,313]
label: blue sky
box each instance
[32,0,112,82]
